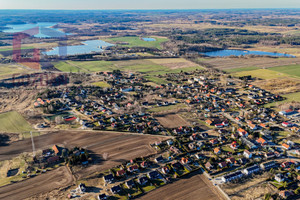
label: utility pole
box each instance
[30,131,36,157]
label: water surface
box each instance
[43,40,114,56]
[143,38,156,41]
[3,22,67,38]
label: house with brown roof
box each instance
[52,145,60,155]
[256,137,267,145]
[214,147,221,154]
[226,157,236,165]
[205,162,214,170]
[218,161,227,168]
[210,139,218,145]
[127,165,139,173]
[282,143,291,150]
[47,156,60,164]
[238,128,248,137]
[116,169,126,177]
[279,190,293,199]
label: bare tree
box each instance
[55,116,63,124]
[103,153,109,161]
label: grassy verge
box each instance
[148,104,187,113]
[225,66,259,73]
[265,92,300,108]
[0,111,33,133]
[233,69,290,80]
[105,36,168,49]
[268,64,300,78]
[92,81,111,88]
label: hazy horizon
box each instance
[1,0,300,10]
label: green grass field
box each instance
[0,64,31,78]
[229,64,300,80]
[54,60,114,73]
[0,111,33,133]
[92,81,111,88]
[265,92,300,108]
[0,46,34,52]
[53,58,204,84]
[105,36,168,49]
[233,69,291,80]
[268,64,300,78]
[225,66,260,73]
[148,104,187,112]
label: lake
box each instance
[202,49,295,58]
[143,38,156,41]
[2,22,68,38]
[43,40,114,56]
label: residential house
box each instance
[256,137,267,146]
[279,109,298,116]
[260,161,277,170]
[103,174,114,184]
[221,171,244,183]
[137,176,148,185]
[127,165,139,173]
[210,139,218,145]
[238,128,248,137]
[78,183,86,194]
[264,152,275,159]
[170,146,181,154]
[189,133,200,141]
[188,143,195,150]
[201,132,209,138]
[214,147,221,154]
[181,157,190,164]
[148,170,161,180]
[116,169,126,177]
[219,162,227,168]
[52,145,60,155]
[166,140,173,146]
[196,141,204,149]
[275,173,285,183]
[241,137,257,149]
[226,157,236,165]
[281,161,296,168]
[195,153,205,159]
[47,156,60,164]
[98,194,107,200]
[230,141,239,150]
[231,133,239,139]
[239,158,248,165]
[162,166,170,174]
[243,150,252,159]
[282,122,292,127]
[248,123,259,130]
[243,165,261,175]
[155,156,164,163]
[279,191,293,199]
[205,162,214,170]
[126,180,135,189]
[140,161,149,169]
[172,162,183,171]
[282,143,291,150]
[111,185,122,194]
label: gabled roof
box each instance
[256,137,266,144]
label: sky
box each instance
[0,0,300,10]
